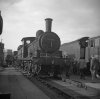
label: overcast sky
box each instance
[0,0,100,51]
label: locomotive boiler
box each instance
[38,18,60,53]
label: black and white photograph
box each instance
[0,0,100,99]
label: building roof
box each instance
[61,36,89,46]
[89,35,100,40]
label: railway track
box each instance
[21,70,92,99]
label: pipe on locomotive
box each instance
[45,18,53,32]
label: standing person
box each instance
[94,57,100,78]
[90,56,100,80]
[79,59,86,79]
[61,62,66,82]
[90,57,96,80]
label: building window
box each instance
[91,40,95,47]
[26,40,30,44]
[95,38,99,47]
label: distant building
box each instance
[7,49,13,55]
[88,36,100,62]
[4,49,13,63]
[0,42,4,65]
[4,49,13,58]
[60,39,80,60]
[60,36,100,62]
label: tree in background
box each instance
[5,55,13,66]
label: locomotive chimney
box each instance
[45,18,53,32]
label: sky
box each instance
[0,0,100,51]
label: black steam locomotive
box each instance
[17,18,65,78]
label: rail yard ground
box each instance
[0,67,50,99]
[0,66,100,99]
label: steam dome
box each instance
[36,30,44,38]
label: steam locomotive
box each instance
[17,18,65,77]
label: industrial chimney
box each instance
[45,18,53,32]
